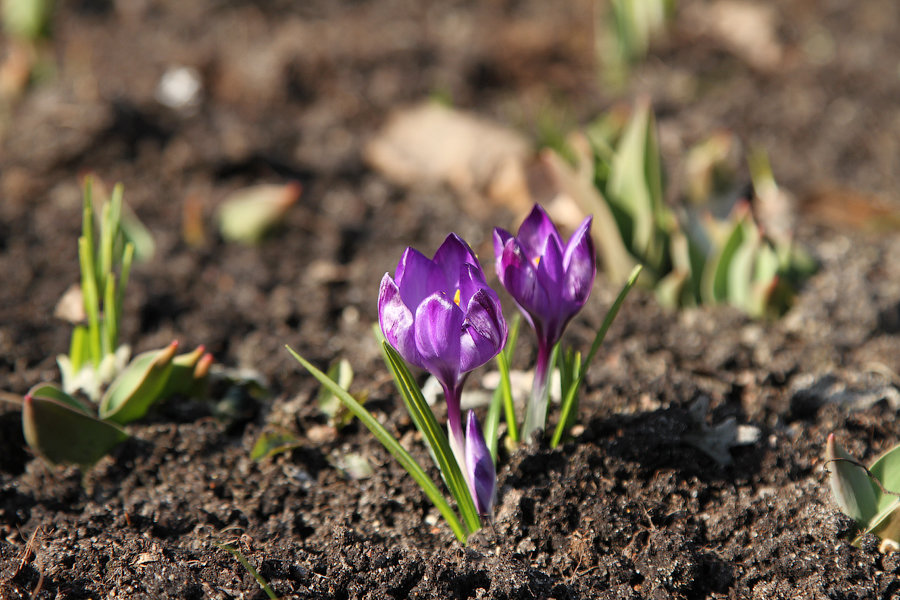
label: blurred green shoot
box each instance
[597,0,675,87]
[58,176,136,400]
[546,99,815,318]
[317,358,367,430]
[827,434,900,552]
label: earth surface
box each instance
[3,0,900,598]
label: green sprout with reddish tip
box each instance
[0,177,213,469]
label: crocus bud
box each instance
[465,410,496,516]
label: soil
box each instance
[3,0,900,598]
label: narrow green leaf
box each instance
[78,236,102,367]
[826,434,879,527]
[727,233,757,311]
[703,215,746,304]
[489,312,522,450]
[116,242,135,329]
[286,346,469,543]
[216,544,280,600]
[100,342,178,424]
[381,342,481,533]
[551,264,642,448]
[103,273,117,356]
[69,324,89,373]
[23,390,128,469]
[99,199,114,302]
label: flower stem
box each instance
[442,382,467,469]
[522,341,553,442]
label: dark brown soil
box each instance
[3,0,900,598]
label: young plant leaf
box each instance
[157,345,207,400]
[869,444,900,515]
[380,342,481,535]
[826,433,878,528]
[26,382,93,414]
[99,341,178,424]
[318,358,362,428]
[22,387,129,469]
[251,428,303,461]
[286,345,469,543]
[551,264,642,448]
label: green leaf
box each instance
[826,434,879,528]
[487,314,521,458]
[156,345,209,400]
[286,346,469,543]
[216,544,280,600]
[318,358,354,425]
[22,386,129,469]
[496,314,522,447]
[78,235,102,367]
[726,231,757,311]
[552,264,642,448]
[608,99,667,274]
[251,428,303,461]
[703,213,746,304]
[27,383,93,414]
[380,342,481,533]
[99,342,178,424]
[868,443,900,515]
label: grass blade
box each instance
[286,345,469,543]
[551,264,642,448]
[380,342,481,534]
[216,543,279,600]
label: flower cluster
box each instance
[291,203,639,543]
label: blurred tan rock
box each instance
[685,0,784,71]
[365,102,532,206]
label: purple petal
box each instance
[492,228,513,276]
[499,238,546,318]
[457,263,490,309]
[378,274,423,369]
[433,234,480,288]
[414,294,465,390]
[516,204,560,259]
[535,229,565,289]
[465,411,496,515]
[460,289,508,372]
[395,248,447,312]
[562,216,596,305]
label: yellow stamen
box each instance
[453,288,461,306]
[533,255,541,267]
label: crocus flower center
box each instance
[532,255,541,267]
[453,288,461,307]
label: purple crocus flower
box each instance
[379,233,506,509]
[493,204,595,438]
